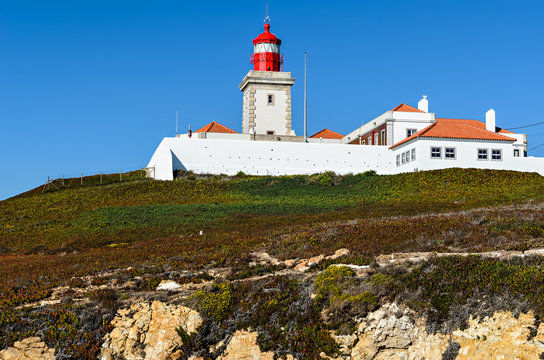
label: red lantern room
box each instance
[251,23,283,72]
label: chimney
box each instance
[418,95,428,112]
[486,109,496,132]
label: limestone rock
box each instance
[330,248,350,259]
[156,280,182,291]
[350,303,544,360]
[250,252,280,265]
[217,330,274,360]
[100,300,203,360]
[0,337,55,360]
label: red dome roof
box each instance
[253,23,281,45]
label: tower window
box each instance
[267,94,275,106]
[407,129,417,137]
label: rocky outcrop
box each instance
[0,337,55,360]
[375,248,544,267]
[100,301,203,360]
[217,330,274,360]
[345,303,544,359]
[156,280,182,291]
[217,330,295,360]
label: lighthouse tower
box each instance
[239,23,296,136]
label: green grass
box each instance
[0,168,543,310]
[2,168,543,253]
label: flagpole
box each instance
[304,51,308,142]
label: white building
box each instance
[146,23,544,180]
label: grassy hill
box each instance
[1,168,544,358]
[1,168,544,308]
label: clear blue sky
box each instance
[1,0,544,199]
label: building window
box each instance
[381,130,386,145]
[362,140,366,145]
[411,149,416,161]
[491,149,502,160]
[407,129,417,137]
[267,94,274,106]
[401,152,406,164]
[368,136,371,144]
[431,147,442,158]
[478,149,488,160]
[514,149,520,157]
[374,133,378,145]
[445,147,456,159]
[396,155,400,166]
[406,151,411,162]
[267,130,275,135]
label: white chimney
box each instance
[486,109,496,132]
[418,95,428,112]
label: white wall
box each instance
[342,111,434,146]
[307,138,343,144]
[147,137,395,179]
[254,89,288,135]
[147,137,544,181]
[393,138,544,174]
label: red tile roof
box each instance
[309,128,344,139]
[390,118,516,149]
[195,121,238,134]
[391,103,424,113]
[436,118,514,134]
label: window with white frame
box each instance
[491,149,502,160]
[445,147,456,159]
[405,151,410,163]
[514,149,520,157]
[431,147,442,158]
[374,133,378,145]
[362,140,366,145]
[411,149,416,161]
[407,129,417,137]
[396,155,400,166]
[381,130,386,145]
[401,152,406,164]
[478,149,488,160]
[368,136,371,144]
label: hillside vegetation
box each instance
[1,168,544,359]
[1,169,544,304]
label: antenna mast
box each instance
[304,51,308,142]
[264,1,270,23]
[175,111,179,135]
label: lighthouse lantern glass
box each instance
[254,43,280,54]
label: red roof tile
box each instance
[390,118,516,149]
[436,118,514,134]
[309,128,344,139]
[194,121,238,134]
[391,103,424,113]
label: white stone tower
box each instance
[239,23,296,136]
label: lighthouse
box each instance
[239,23,296,136]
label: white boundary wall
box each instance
[147,137,544,181]
[147,137,394,180]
